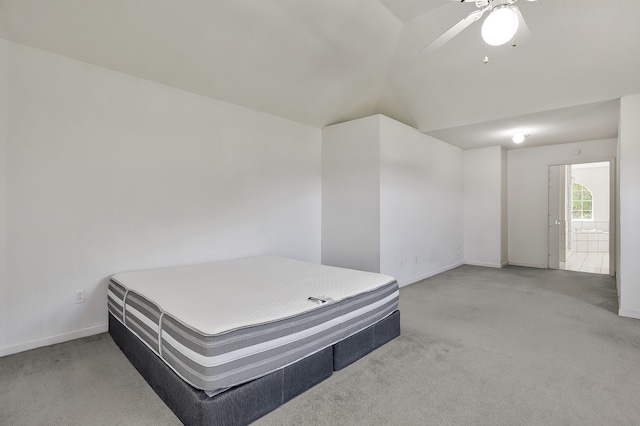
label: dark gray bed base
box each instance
[109,310,400,426]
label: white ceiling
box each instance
[1,0,638,150]
[427,99,620,150]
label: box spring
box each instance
[109,310,400,425]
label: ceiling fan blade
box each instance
[421,9,484,54]
[512,6,532,45]
[446,0,489,4]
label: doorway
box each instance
[548,161,614,275]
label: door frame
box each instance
[546,157,616,277]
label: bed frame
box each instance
[109,310,400,425]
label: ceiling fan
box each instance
[421,0,537,54]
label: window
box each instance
[572,182,593,220]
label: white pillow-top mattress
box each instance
[111,255,395,335]
[108,256,399,394]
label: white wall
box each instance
[618,93,640,319]
[0,40,8,345]
[501,149,508,266]
[0,41,322,356]
[379,116,464,285]
[571,164,610,222]
[508,139,617,268]
[322,116,381,273]
[463,146,503,268]
[616,129,621,295]
[322,114,464,286]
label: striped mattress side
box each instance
[107,280,126,323]
[158,280,399,394]
[160,301,344,393]
[124,291,163,354]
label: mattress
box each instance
[107,256,399,395]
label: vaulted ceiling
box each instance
[1,0,639,149]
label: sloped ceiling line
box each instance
[0,0,638,149]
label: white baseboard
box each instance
[398,261,464,287]
[506,261,546,269]
[0,323,108,358]
[464,261,503,269]
[618,309,640,320]
[501,261,509,268]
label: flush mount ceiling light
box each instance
[481,5,519,46]
[512,133,527,144]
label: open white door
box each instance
[565,166,573,258]
[559,166,568,263]
[548,165,564,269]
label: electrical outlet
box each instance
[74,289,85,304]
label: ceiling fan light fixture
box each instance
[481,5,519,46]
